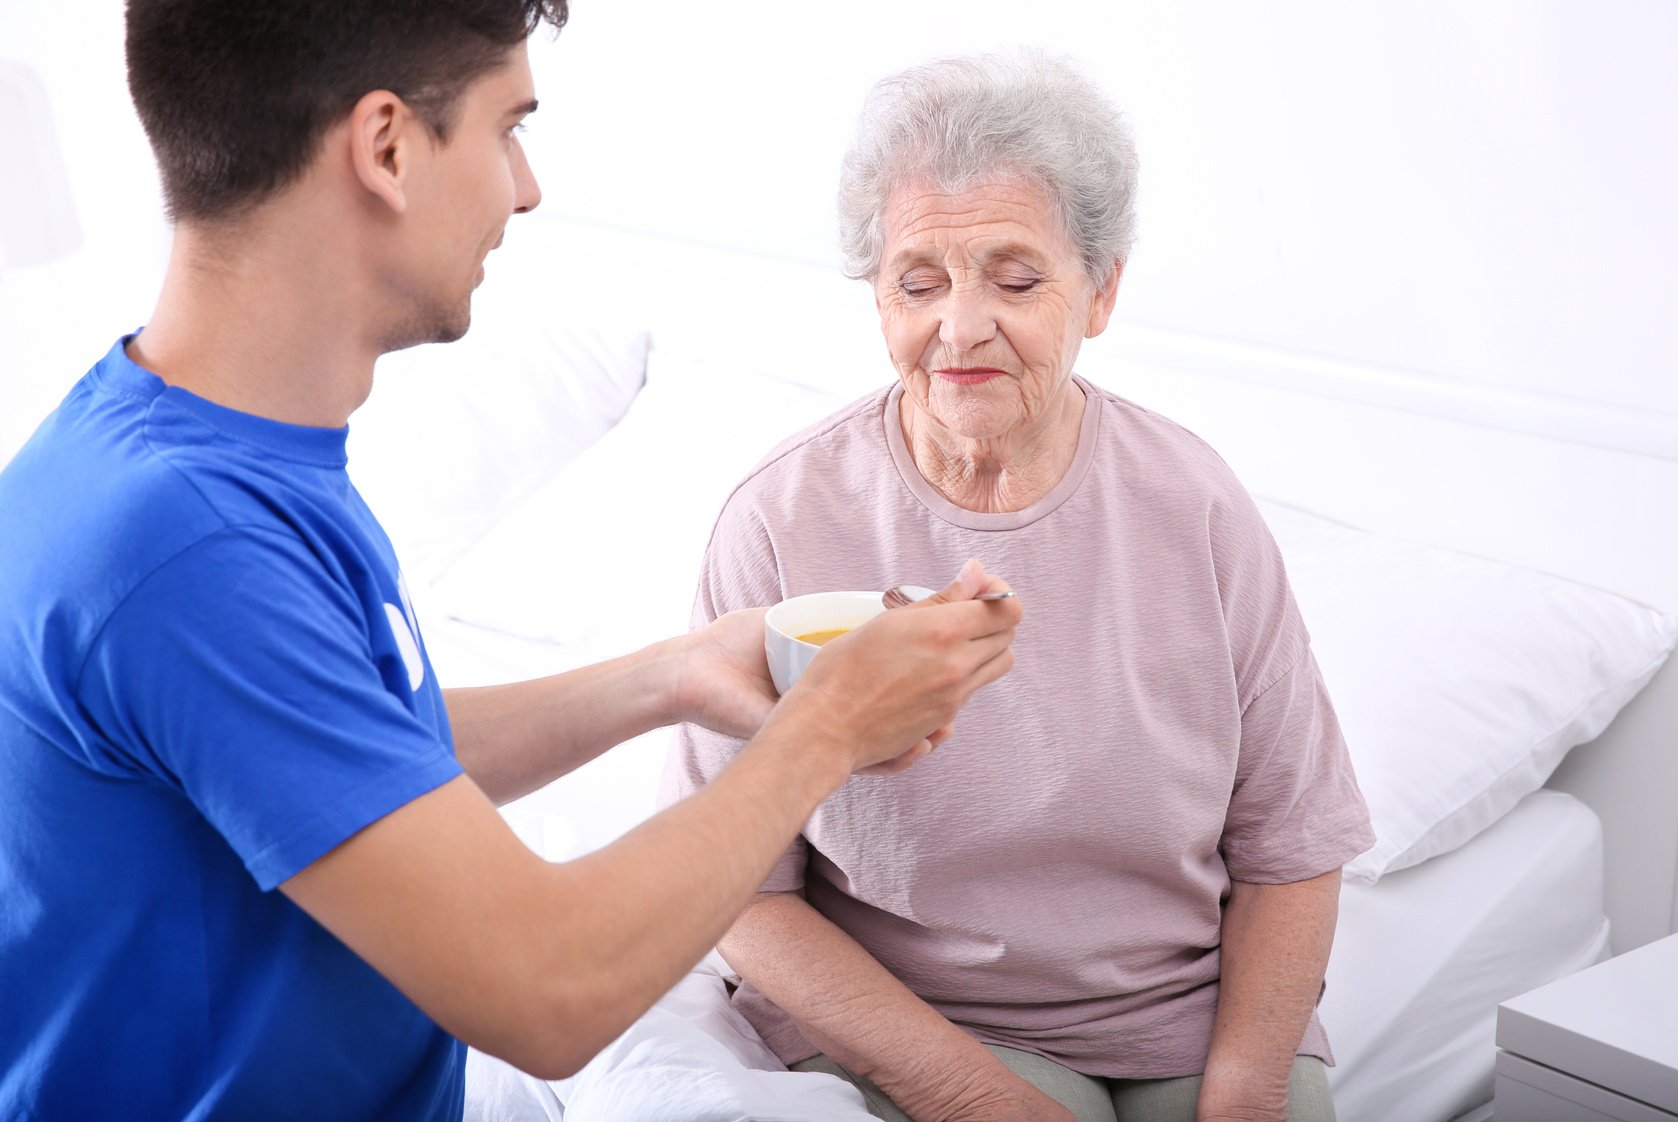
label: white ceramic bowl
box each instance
[763,590,886,695]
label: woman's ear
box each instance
[1085,260,1123,338]
[346,89,413,215]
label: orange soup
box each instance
[795,628,851,647]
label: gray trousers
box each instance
[793,1046,1335,1122]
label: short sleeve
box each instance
[658,498,807,893]
[1220,650,1376,882]
[77,529,462,890]
[1206,485,1375,882]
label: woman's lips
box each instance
[934,367,1007,385]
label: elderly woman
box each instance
[663,51,1373,1122]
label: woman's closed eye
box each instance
[992,269,1044,294]
[896,272,947,299]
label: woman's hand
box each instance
[928,1074,1079,1122]
[668,607,779,741]
[1195,1106,1286,1122]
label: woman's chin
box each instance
[926,410,1023,445]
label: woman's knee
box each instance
[1287,1055,1337,1122]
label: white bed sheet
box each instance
[1323,788,1609,1122]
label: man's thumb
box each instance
[926,558,986,604]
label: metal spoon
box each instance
[882,585,1017,609]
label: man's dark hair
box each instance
[125,0,568,223]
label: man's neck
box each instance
[129,212,380,429]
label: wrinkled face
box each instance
[393,41,542,347]
[875,177,1117,442]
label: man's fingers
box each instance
[966,644,1016,694]
[955,622,1021,672]
[808,559,1020,776]
[859,738,934,776]
[910,590,1021,647]
[860,724,956,776]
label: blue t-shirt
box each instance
[0,337,467,1120]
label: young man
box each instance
[0,3,1022,1118]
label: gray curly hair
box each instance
[837,50,1138,289]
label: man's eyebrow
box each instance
[507,98,539,120]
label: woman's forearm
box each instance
[1198,871,1342,1121]
[722,892,1046,1122]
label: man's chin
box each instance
[380,303,472,354]
[432,317,470,345]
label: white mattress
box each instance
[1322,788,1609,1122]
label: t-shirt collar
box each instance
[96,332,350,467]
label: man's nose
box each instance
[512,138,541,215]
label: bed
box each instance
[342,216,1678,1122]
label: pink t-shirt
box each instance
[661,377,1375,1079]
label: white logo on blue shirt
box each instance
[385,572,425,691]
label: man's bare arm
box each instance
[449,600,818,804]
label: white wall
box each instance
[526,1,1678,423]
[4,1,1676,457]
[0,1,168,457]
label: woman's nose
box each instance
[938,287,997,351]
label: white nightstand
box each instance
[1494,933,1678,1120]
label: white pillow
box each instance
[348,246,650,586]
[1258,500,1678,883]
[433,352,857,659]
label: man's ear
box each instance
[1085,260,1123,338]
[347,89,414,215]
